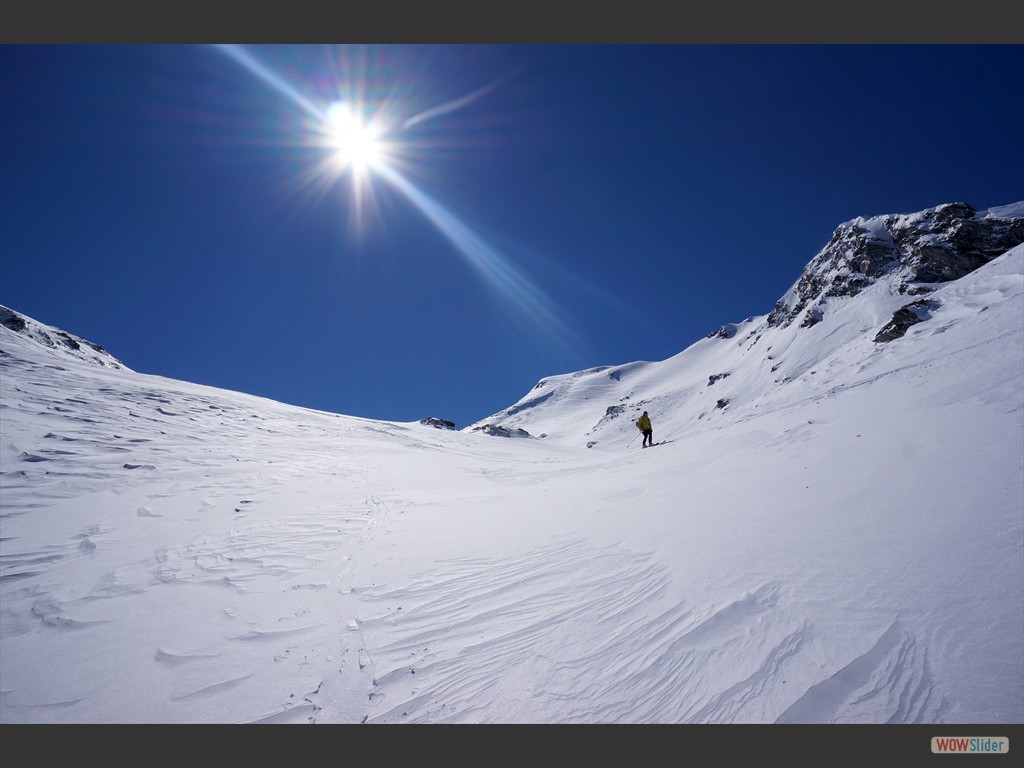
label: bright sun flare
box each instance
[326,101,382,172]
[213,45,579,356]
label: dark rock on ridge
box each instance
[420,417,456,430]
[767,203,1023,330]
[473,424,532,438]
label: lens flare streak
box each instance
[402,79,504,131]
[374,163,579,352]
[212,45,583,360]
[215,44,325,123]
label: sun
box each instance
[325,101,383,173]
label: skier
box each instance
[636,411,653,448]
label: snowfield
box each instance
[1,238,1022,727]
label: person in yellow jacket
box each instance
[636,411,653,448]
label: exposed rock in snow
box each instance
[766,202,1023,330]
[419,417,457,430]
[472,424,533,438]
[0,305,126,369]
[874,299,941,343]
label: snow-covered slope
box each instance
[1,202,1021,726]
[469,202,1024,451]
[0,306,126,370]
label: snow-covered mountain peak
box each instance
[0,305,127,370]
[767,201,1024,330]
[469,201,1024,450]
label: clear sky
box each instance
[2,44,1022,428]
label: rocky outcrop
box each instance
[708,323,738,340]
[874,300,940,343]
[0,308,27,333]
[472,424,532,438]
[0,305,125,369]
[420,417,456,430]
[901,203,1023,286]
[767,203,1023,330]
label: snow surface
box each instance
[1,245,1022,727]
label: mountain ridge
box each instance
[1,201,1022,441]
[0,306,126,371]
[467,200,1023,447]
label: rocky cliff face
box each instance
[766,202,1024,330]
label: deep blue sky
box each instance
[2,44,1022,429]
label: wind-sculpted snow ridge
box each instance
[776,619,946,724]
[341,551,948,724]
